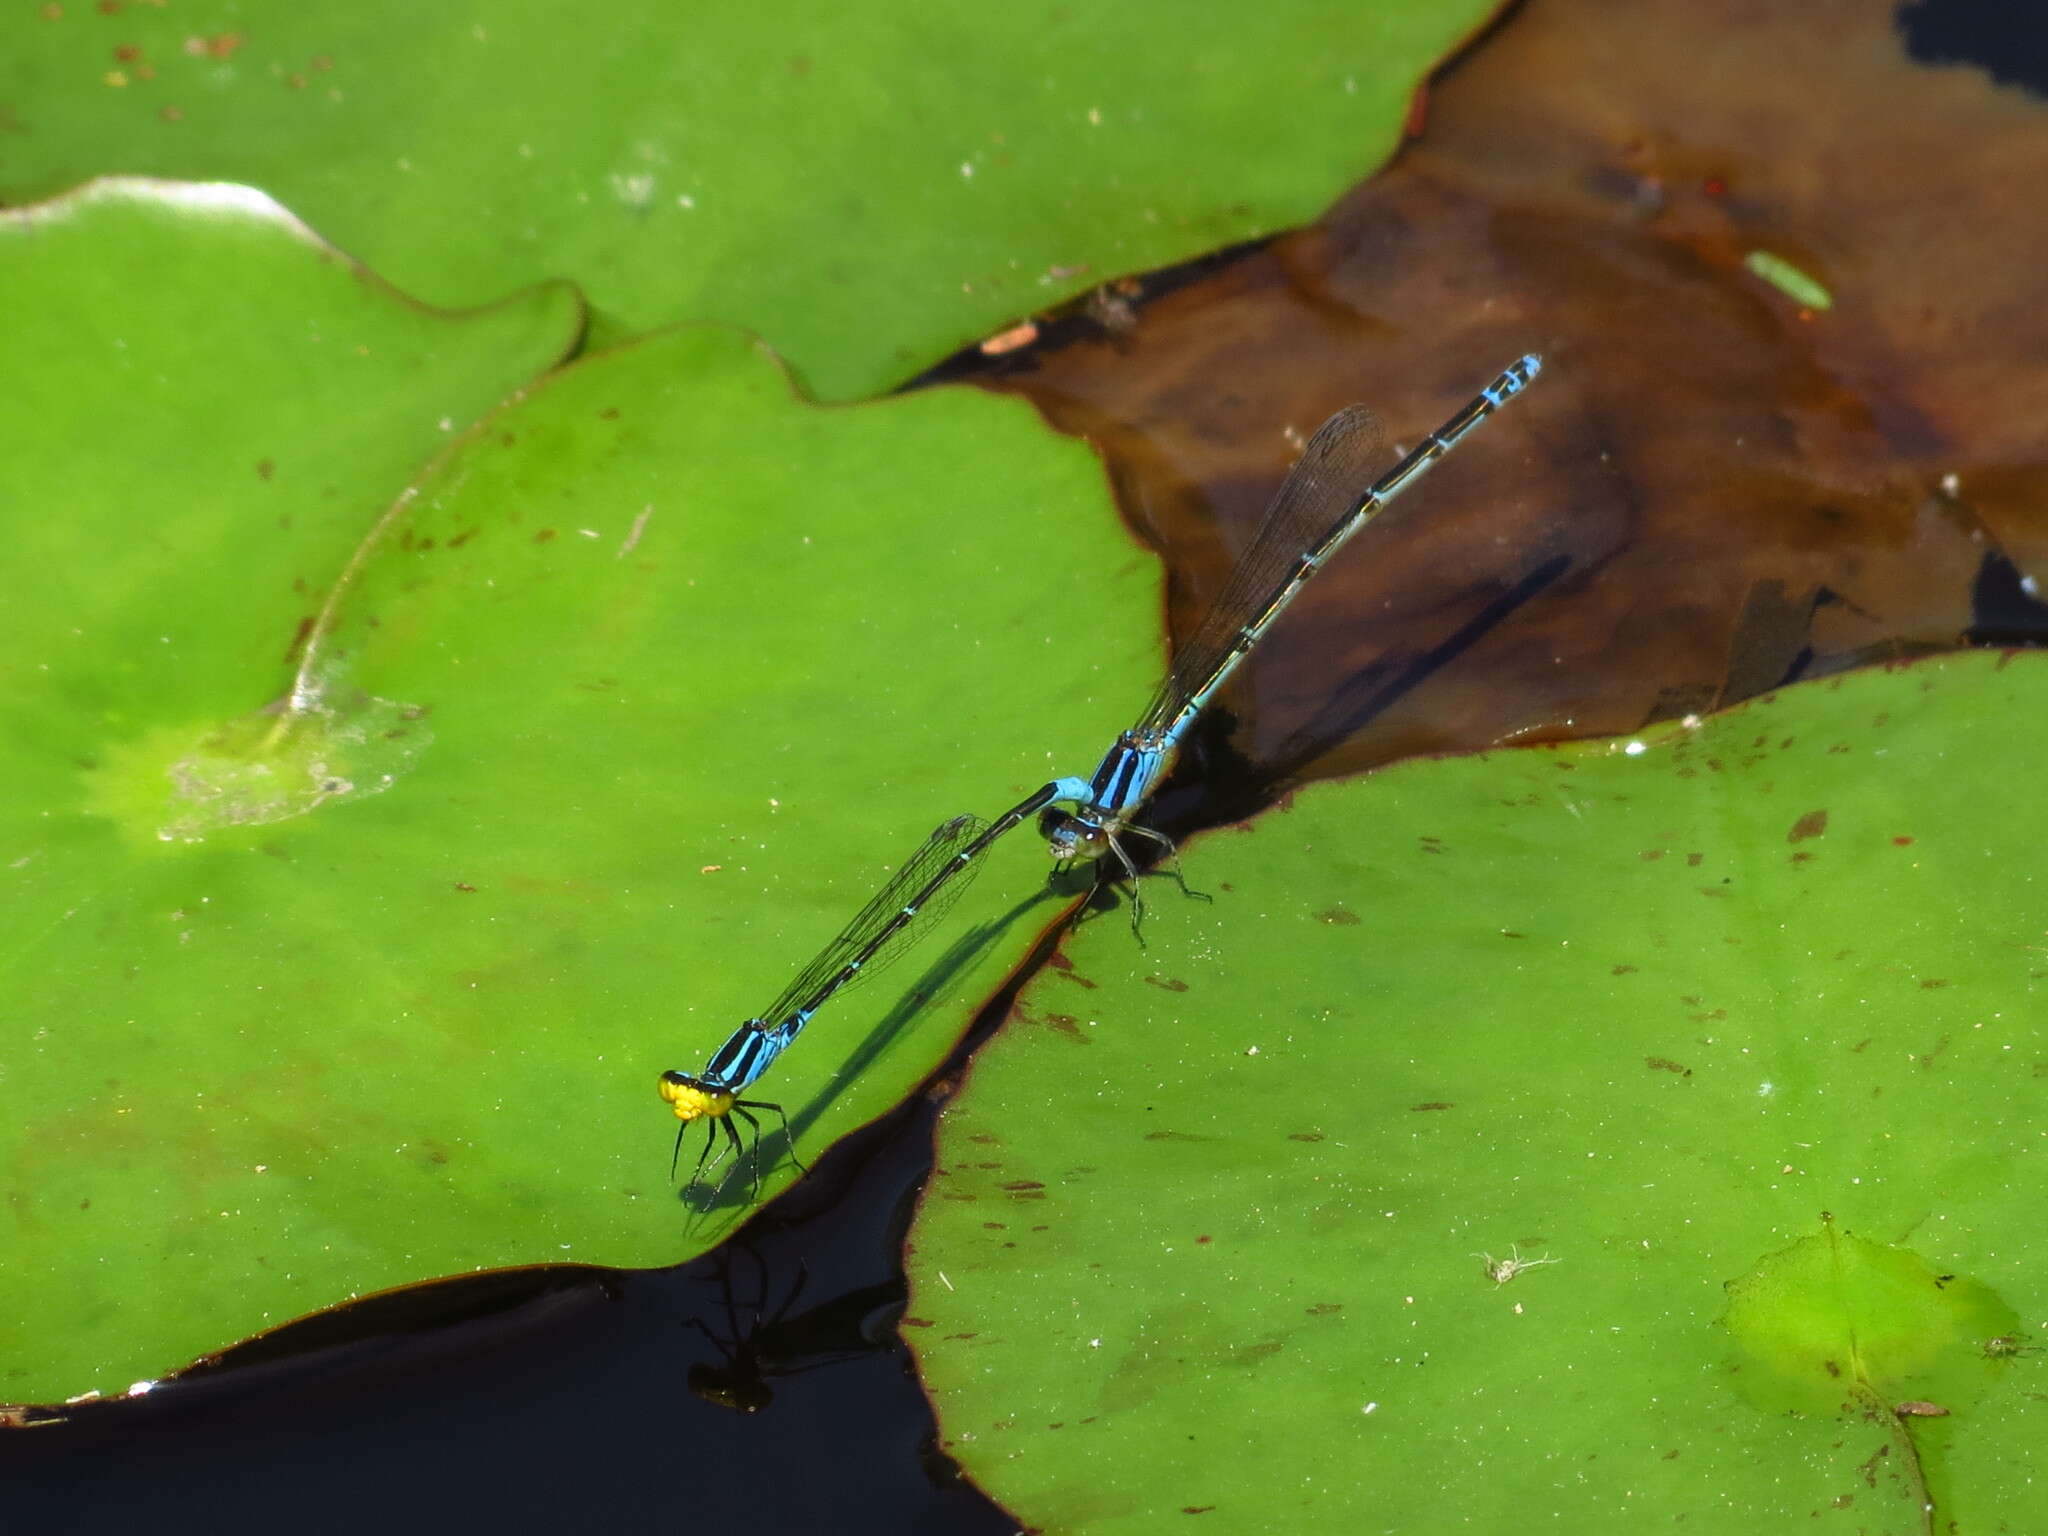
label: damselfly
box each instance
[661,354,1544,1179]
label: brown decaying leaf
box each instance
[951,0,2045,810]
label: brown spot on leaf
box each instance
[1039,1013,1087,1042]
[1788,810,1828,843]
[1895,1400,1948,1417]
[281,614,315,667]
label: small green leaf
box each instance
[1745,249,1834,310]
[1721,1217,2019,1419]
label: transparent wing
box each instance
[1136,405,1387,737]
[752,813,991,1027]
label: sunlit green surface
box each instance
[1723,1221,2020,1422]
[912,652,2048,1533]
[0,184,1153,1405]
[0,0,1497,399]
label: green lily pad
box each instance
[1723,1220,2021,1421]
[1718,1217,2022,1519]
[0,183,1156,1406]
[1,1,1498,399]
[910,650,2048,1533]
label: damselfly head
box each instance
[1039,807,1110,863]
[659,1070,734,1124]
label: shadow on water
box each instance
[677,1239,906,1416]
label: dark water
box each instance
[2,1089,1015,1536]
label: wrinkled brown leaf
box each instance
[952,0,2046,816]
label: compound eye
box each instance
[1039,807,1078,849]
[1053,820,1110,862]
